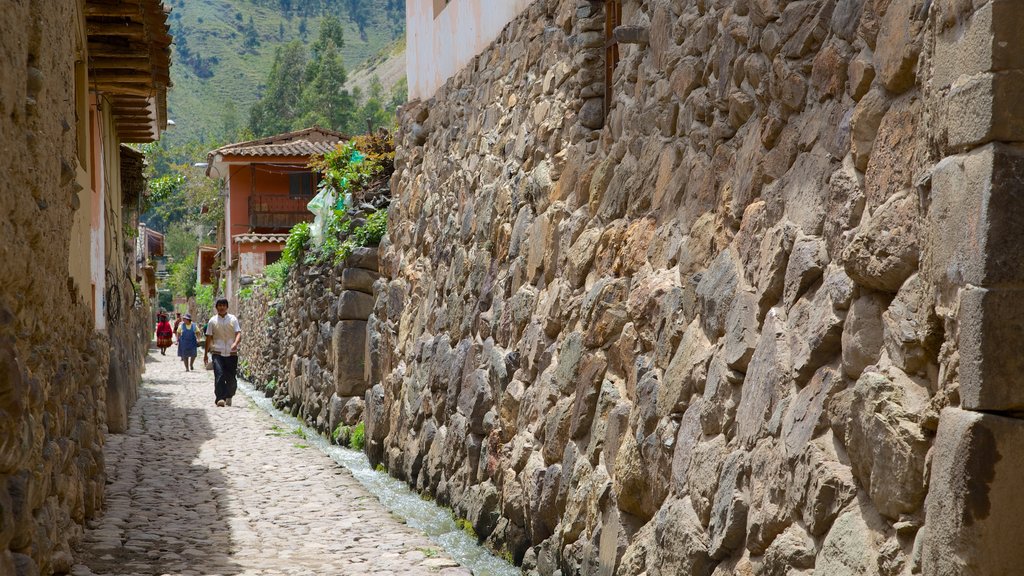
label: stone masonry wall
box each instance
[368,0,1024,574]
[1,2,115,574]
[239,248,381,436]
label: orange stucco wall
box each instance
[223,155,310,240]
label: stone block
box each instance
[873,0,923,94]
[932,0,1024,91]
[340,267,379,294]
[942,70,1024,150]
[924,144,1024,287]
[332,320,368,397]
[344,247,379,271]
[922,408,1024,576]
[958,286,1024,411]
[843,188,919,293]
[337,290,375,320]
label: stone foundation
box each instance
[366,0,1024,574]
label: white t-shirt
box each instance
[206,313,241,356]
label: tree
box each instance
[220,101,240,141]
[248,42,307,136]
[344,0,373,41]
[311,15,344,62]
[244,16,260,51]
[353,76,390,132]
[297,39,353,132]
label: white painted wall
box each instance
[407,0,534,100]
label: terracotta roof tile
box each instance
[211,127,347,159]
[233,233,290,244]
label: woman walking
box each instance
[155,313,173,355]
[176,313,202,371]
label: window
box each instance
[288,171,316,198]
[433,0,451,18]
[265,251,282,266]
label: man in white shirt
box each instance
[204,298,242,407]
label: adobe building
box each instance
[205,127,347,307]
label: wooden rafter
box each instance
[85,0,173,143]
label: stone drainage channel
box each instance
[238,380,519,576]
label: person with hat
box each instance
[176,313,202,372]
[156,313,173,355]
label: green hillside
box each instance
[162,0,404,145]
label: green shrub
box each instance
[455,517,477,539]
[283,221,311,266]
[349,421,365,451]
[261,261,290,299]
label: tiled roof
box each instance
[233,233,290,244]
[211,127,347,159]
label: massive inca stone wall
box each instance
[1,2,129,574]
[239,248,381,435]
[369,0,1024,574]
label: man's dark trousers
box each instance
[212,354,238,402]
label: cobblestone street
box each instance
[72,352,471,576]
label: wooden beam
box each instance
[87,41,151,57]
[91,71,155,84]
[87,21,147,38]
[89,56,151,69]
[85,4,144,18]
[92,83,154,97]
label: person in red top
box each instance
[155,313,173,356]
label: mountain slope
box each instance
[162,0,404,145]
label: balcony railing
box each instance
[248,194,313,231]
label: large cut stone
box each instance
[922,408,1024,576]
[924,144,1024,288]
[340,267,379,294]
[941,71,1024,151]
[344,247,379,271]
[932,0,1024,90]
[958,286,1024,412]
[332,320,368,396]
[337,290,375,320]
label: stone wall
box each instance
[368,0,1024,574]
[1,2,152,572]
[2,2,112,574]
[239,248,381,436]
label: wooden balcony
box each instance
[248,194,313,231]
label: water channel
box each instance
[238,380,520,576]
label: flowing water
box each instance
[238,380,520,576]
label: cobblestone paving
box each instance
[73,352,471,576]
